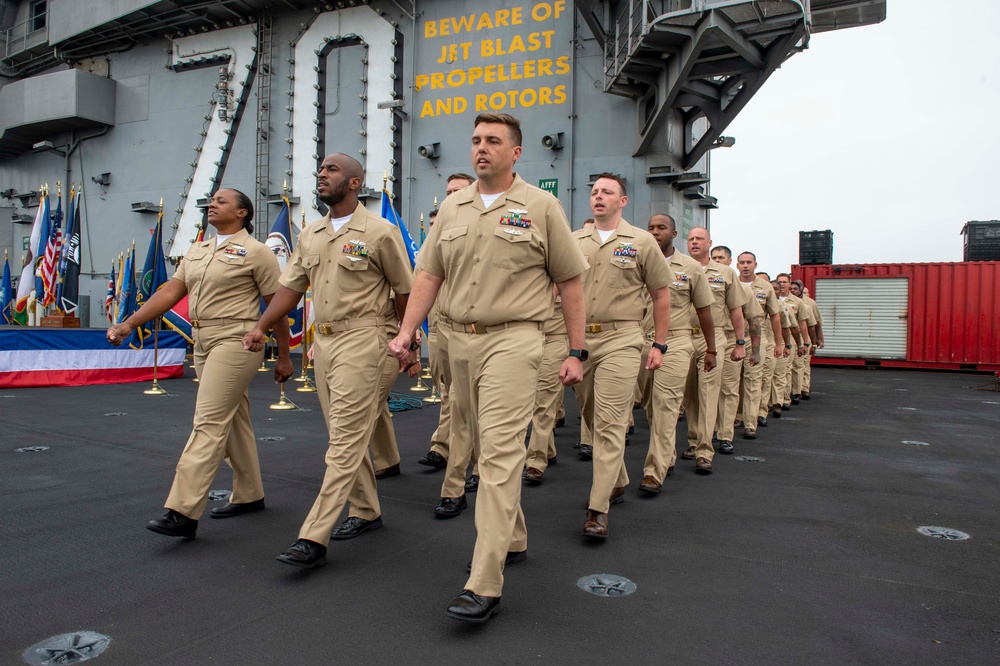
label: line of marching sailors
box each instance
[118,112,823,625]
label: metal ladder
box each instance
[253,13,273,241]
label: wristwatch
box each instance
[408,340,420,351]
[651,342,668,354]
[736,339,746,346]
[568,349,589,362]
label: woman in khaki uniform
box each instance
[108,188,292,538]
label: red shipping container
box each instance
[792,262,1000,372]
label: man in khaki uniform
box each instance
[800,285,824,399]
[710,246,762,454]
[683,227,747,473]
[776,273,811,407]
[737,254,784,435]
[389,113,588,623]
[421,173,476,475]
[573,174,672,538]
[637,214,715,493]
[523,292,567,484]
[768,277,800,417]
[789,279,817,404]
[246,153,415,569]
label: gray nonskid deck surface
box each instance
[2,367,998,664]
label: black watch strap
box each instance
[568,348,589,361]
[651,342,668,354]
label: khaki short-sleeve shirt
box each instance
[739,280,765,322]
[799,296,819,327]
[572,220,673,324]
[172,228,281,321]
[702,259,748,329]
[748,277,781,342]
[803,295,823,325]
[416,174,588,326]
[280,203,413,322]
[660,250,714,332]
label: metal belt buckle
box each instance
[692,326,700,335]
[191,320,200,327]
[319,323,333,335]
[587,323,602,333]
[469,323,485,334]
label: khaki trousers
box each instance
[439,324,481,499]
[783,350,796,403]
[370,341,401,471]
[298,327,386,544]
[804,355,813,393]
[685,330,727,462]
[346,334,399,519]
[716,332,740,441]
[525,333,568,472]
[428,326,451,458]
[166,322,265,519]
[575,326,643,513]
[758,339,777,419]
[792,352,808,397]
[641,332,695,483]
[742,339,768,427]
[772,350,790,407]
[453,325,543,598]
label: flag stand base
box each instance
[144,382,168,395]
[270,385,298,410]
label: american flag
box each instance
[41,194,63,308]
[105,260,116,323]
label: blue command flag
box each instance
[134,208,168,348]
[380,187,418,268]
[1,253,13,324]
[264,195,303,348]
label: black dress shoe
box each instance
[210,498,265,519]
[434,495,468,518]
[276,539,327,568]
[331,516,383,540]
[417,451,448,469]
[801,391,811,400]
[791,395,801,405]
[718,440,734,454]
[467,549,527,572]
[547,456,557,466]
[578,444,593,460]
[464,475,479,493]
[782,403,791,410]
[555,417,566,428]
[446,590,500,623]
[147,509,198,538]
[757,416,768,428]
[374,463,401,479]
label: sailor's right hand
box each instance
[107,323,132,347]
[242,328,267,352]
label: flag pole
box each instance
[144,198,167,395]
[270,382,298,410]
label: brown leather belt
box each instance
[448,321,542,335]
[585,321,640,334]
[315,316,387,335]
[190,318,257,328]
[667,326,701,336]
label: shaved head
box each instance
[330,152,365,180]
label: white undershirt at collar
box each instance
[330,214,352,233]
[216,233,234,248]
[480,191,504,209]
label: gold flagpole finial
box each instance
[159,197,164,209]
[57,181,62,195]
[433,196,439,209]
[301,209,307,228]
[420,212,424,223]
[383,169,388,188]
[283,179,288,193]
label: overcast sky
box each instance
[708,1,1000,278]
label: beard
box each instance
[318,178,350,207]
